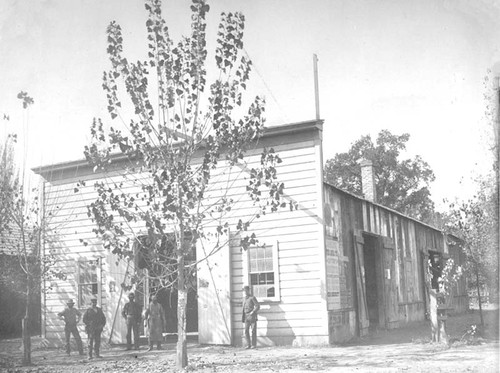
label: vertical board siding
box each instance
[323,184,468,342]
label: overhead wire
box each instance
[243,48,290,125]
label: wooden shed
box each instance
[33,119,467,347]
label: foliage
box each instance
[0,92,64,364]
[0,137,18,233]
[445,173,499,299]
[437,258,463,306]
[324,129,436,221]
[83,0,290,367]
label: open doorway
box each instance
[363,235,380,330]
[428,251,443,290]
[135,234,198,336]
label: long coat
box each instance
[144,301,166,343]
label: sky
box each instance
[1,0,499,211]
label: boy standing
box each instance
[241,286,260,349]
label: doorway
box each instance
[135,234,199,336]
[428,251,443,290]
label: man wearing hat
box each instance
[58,299,84,356]
[122,292,142,350]
[241,286,260,349]
[83,298,106,359]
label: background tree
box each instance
[324,130,436,221]
[445,173,498,328]
[0,93,63,365]
[83,0,291,368]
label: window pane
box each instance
[79,285,93,306]
[258,273,266,284]
[249,259,257,272]
[250,274,258,285]
[267,272,274,284]
[79,261,98,284]
[265,260,273,272]
[256,259,263,272]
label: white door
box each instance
[196,235,232,345]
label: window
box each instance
[247,244,280,301]
[77,259,101,308]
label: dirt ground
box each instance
[0,309,498,373]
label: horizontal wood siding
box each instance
[39,123,328,347]
[230,131,328,346]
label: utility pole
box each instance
[313,54,320,120]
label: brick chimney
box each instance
[360,159,377,202]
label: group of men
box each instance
[58,292,166,358]
[58,285,261,357]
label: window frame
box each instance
[76,258,102,309]
[243,242,280,303]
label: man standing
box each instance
[58,299,84,356]
[122,293,142,350]
[83,298,106,359]
[144,295,166,351]
[241,286,260,349]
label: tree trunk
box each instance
[22,284,31,365]
[176,253,188,369]
[475,264,484,327]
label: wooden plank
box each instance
[353,234,369,335]
[197,235,232,345]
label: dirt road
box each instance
[0,310,498,372]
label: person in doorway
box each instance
[122,292,142,350]
[241,286,260,349]
[144,295,166,351]
[83,298,106,359]
[58,299,84,356]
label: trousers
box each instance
[126,317,140,349]
[244,320,257,347]
[87,329,102,357]
[64,324,83,354]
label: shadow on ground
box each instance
[0,309,498,372]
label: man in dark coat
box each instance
[58,299,84,356]
[122,292,142,350]
[83,298,106,359]
[242,286,260,349]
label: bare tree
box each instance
[0,93,63,365]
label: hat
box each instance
[128,293,135,299]
[242,286,250,291]
[90,298,98,303]
[67,299,75,305]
